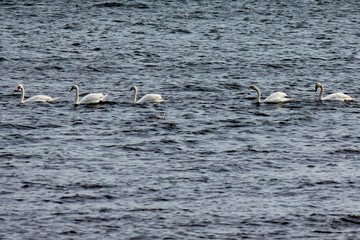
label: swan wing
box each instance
[79,93,107,104]
[137,94,165,104]
[263,92,292,103]
[323,92,355,101]
[24,95,57,103]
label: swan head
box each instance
[250,85,260,92]
[17,84,24,92]
[315,83,322,92]
[70,85,78,92]
[129,86,138,92]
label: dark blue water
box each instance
[1,1,360,239]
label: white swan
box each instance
[17,84,58,103]
[250,85,293,103]
[315,83,355,101]
[70,84,108,106]
[129,86,165,104]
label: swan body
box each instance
[70,85,107,105]
[315,83,355,101]
[17,84,58,103]
[130,86,165,104]
[250,85,293,103]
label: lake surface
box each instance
[1,1,360,239]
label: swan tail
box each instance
[156,98,166,103]
[283,98,294,102]
[48,97,60,103]
[344,97,356,102]
[100,94,108,102]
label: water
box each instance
[1,1,360,239]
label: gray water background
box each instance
[1,1,360,239]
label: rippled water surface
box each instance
[1,1,360,239]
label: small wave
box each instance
[128,208,166,212]
[170,28,192,34]
[93,2,149,9]
[58,194,115,203]
[0,123,36,130]
[330,215,360,228]
[72,182,114,189]
[314,180,340,185]
[331,148,360,154]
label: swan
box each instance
[129,85,165,104]
[70,84,108,106]
[250,85,293,103]
[315,83,355,101]
[17,84,58,103]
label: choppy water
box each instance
[1,1,360,239]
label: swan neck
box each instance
[254,86,261,103]
[318,85,324,100]
[20,87,25,103]
[74,86,80,105]
[132,88,137,103]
